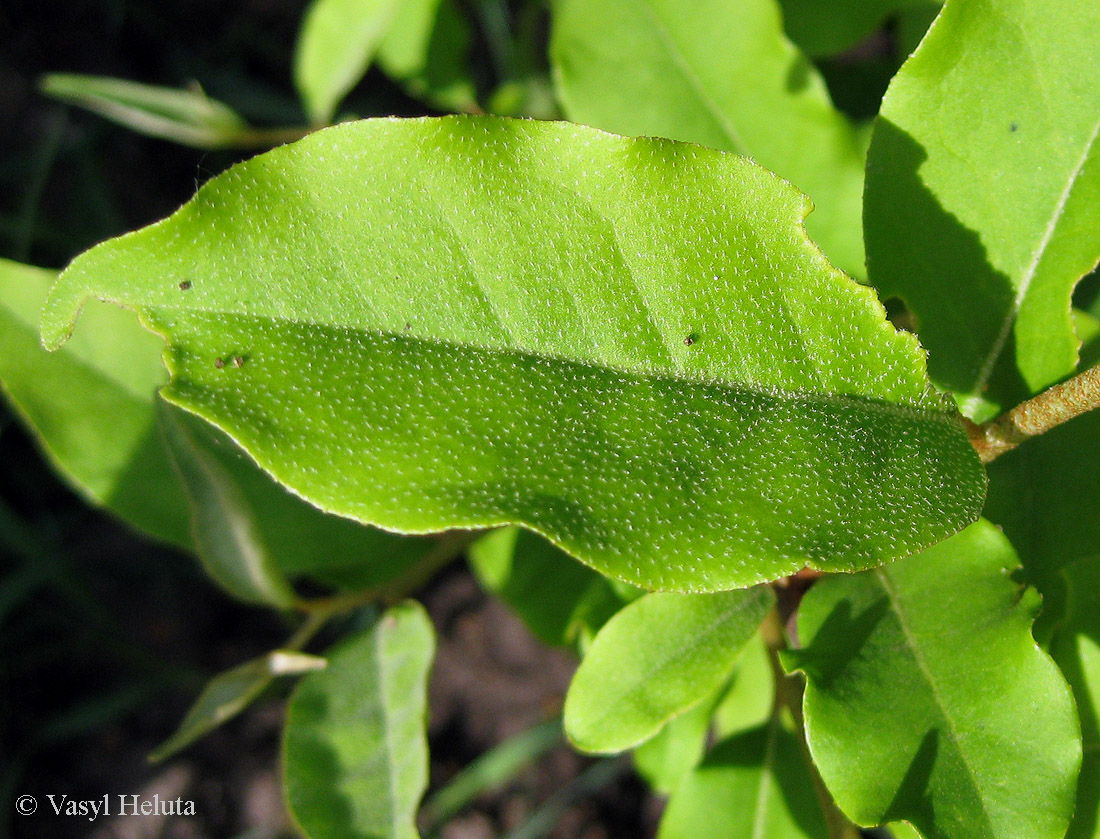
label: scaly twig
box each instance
[965,364,1100,463]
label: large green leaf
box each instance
[43,117,985,592]
[550,0,867,277]
[564,586,773,753]
[295,0,404,124]
[789,520,1080,839]
[0,258,431,593]
[1050,556,1100,839]
[283,601,434,839]
[864,0,1100,420]
[658,719,829,839]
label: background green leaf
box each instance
[984,408,1100,582]
[864,0,1100,420]
[791,520,1081,839]
[150,650,326,763]
[295,0,405,124]
[1050,556,1100,839]
[633,628,775,794]
[632,682,723,795]
[468,527,625,647]
[0,258,433,595]
[550,0,868,277]
[283,601,434,839]
[158,402,298,608]
[564,586,774,753]
[779,0,939,58]
[657,719,829,839]
[39,74,260,150]
[377,0,477,112]
[43,116,985,592]
[0,258,187,545]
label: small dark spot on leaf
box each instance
[404,322,411,330]
[178,280,192,291]
[214,357,225,369]
[1010,122,1018,132]
[232,356,246,368]
[684,334,697,346]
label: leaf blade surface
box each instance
[657,720,829,839]
[564,586,774,753]
[864,0,1100,418]
[791,520,1081,839]
[43,117,986,591]
[283,601,434,839]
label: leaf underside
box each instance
[44,116,984,591]
[283,601,434,839]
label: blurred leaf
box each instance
[550,0,868,277]
[1050,556,1100,839]
[633,683,722,795]
[864,0,1100,420]
[0,258,434,593]
[888,824,923,839]
[713,629,774,738]
[295,0,405,124]
[150,650,326,763]
[469,527,619,647]
[565,587,773,753]
[158,402,298,608]
[658,720,829,838]
[284,601,434,839]
[44,117,986,592]
[1076,310,1100,370]
[0,258,188,546]
[377,0,478,112]
[39,74,298,150]
[779,0,938,58]
[790,520,1081,839]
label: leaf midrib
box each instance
[145,303,952,424]
[874,568,997,836]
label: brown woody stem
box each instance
[965,364,1100,463]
